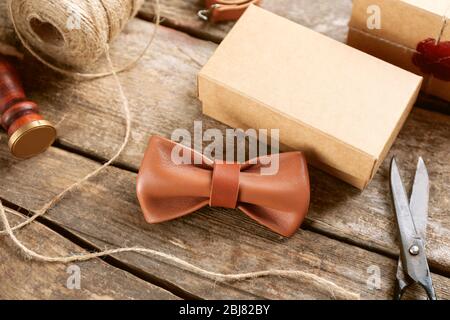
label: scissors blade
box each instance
[409,157,429,242]
[390,158,419,242]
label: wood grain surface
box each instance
[0,0,449,300]
[1,144,449,299]
[0,208,178,299]
[139,0,353,43]
[5,18,448,272]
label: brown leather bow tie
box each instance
[198,0,261,23]
[136,136,310,237]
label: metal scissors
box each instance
[390,157,436,300]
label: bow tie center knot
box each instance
[209,162,241,209]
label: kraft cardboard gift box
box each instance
[348,0,450,102]
[198,5,423,189]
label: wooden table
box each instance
[0,0,449,300]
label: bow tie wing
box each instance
[237,152,310,237]
[136,136,213,223]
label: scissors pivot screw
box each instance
[409,245,420,255]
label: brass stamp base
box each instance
[8,120,57,159]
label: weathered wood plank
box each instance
[307,110,450,275]
[139,0,450,116]
[0,10,449,279]
[0,208,179,299]
[6,19,222,167]
[1,144,450,300]
[139,0,353,43]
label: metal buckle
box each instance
[197,4,221,21]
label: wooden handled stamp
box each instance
[0,55,56,158]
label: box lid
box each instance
[199,5,422,160]
[403,0,450,16]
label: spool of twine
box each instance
[8,0,144,69]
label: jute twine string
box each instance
[7,0,158,78]
[349,5,449,55]
[7,0,145,73]
[349,7,449,93]
[0,205,359,300]
[0,0,360,299]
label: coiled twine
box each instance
[9,0,144,69]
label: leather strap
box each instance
[209,162,241,208]
[198,0,261,23]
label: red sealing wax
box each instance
[0,55,56,158]
[413,38,450,81]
